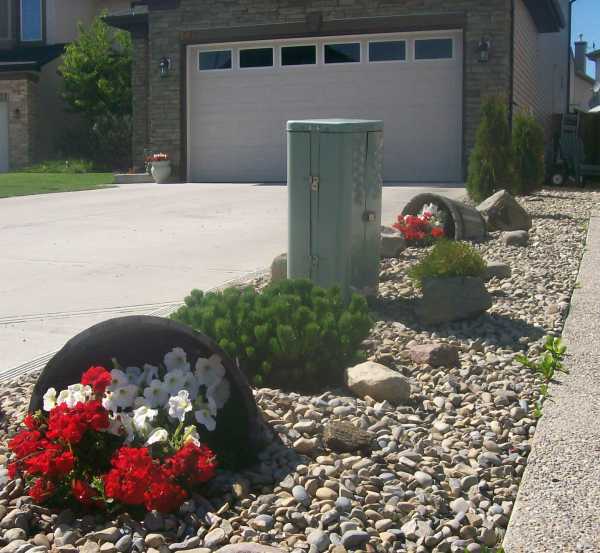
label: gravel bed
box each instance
[0,189,596,553]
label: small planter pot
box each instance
[151,160,172,184]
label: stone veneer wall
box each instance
[0,74,39,169]
[132,33,150,171]
[142,0,513,179]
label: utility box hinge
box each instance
[310,176,319,192]
[363,210,376,223]
[310,255,319,267]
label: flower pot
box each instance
[151,160,172,184]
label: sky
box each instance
[571,0,600,75]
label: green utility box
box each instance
[287,119,383,298]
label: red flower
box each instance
[164,443,218,485]
[9,430,44,458]
[7,462,18,479]
[29,478,55,504]
[431,227,445,238]
[72,479,101,507]
[24,447,74,478]
[46,401,109,444]
[144,479,188,513]
[81,366,112,395]
[104,447,157,506]
[23,414,39,431]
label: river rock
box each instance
[322,421,374,453]
[502,230,529,247]
[408,342,459,367]
[483,262,512,281]
[345,362,410,404]
[380,228,407,258]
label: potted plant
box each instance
[147,152,172,184]
[408,240,491,324]
[392,202,446,246]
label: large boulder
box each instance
[345,361,410,404]
[408,342,459,367]
[502,230,529,247]
[483,261,512,281]
[380,226,407,258]
[28,316,271,469]
[270,253,287,283]
[415,277,492,325]
[476,190,532,231]
[322,421,374,453]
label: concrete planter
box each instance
[151,160,172,183]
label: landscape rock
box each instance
[216,546,284,553]
[483,262,512,281]
[408,342,459,367]
[345,362,410,404]
[415,276,492,324]
[502,230,529,247]
[270,254,287,283]
[322,421,373,453]
[476,189,532,231]
[380,228,407,258]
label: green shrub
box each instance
[408,240,487,287]
[467,96,514,202]
[171,279,373,392]
[512,112,545,195]
[21,159,95,174]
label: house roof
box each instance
[523,0,566,32]
[103,5,149,36]
[0,44,66,72]
[588,49,600,61]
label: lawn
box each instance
[0,172,114,199]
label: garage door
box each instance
[187,31,463,183]
[0,100,8,173]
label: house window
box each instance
[239,47,273,69]
[369,40,406,62]
[199,50,232,71]
[324,43,361,64]
[414,38,453,60]
[281,45,316,66]
[0,0,11,40]
[21,0,43,42]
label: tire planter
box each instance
[28,315,271,470]
[151,160,172,183]
[402,193,487,241]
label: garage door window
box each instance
[199,50,232,71]
[368,40,406,62]
[281,45,317,66]
[324,43,361,64]
[414,38,453,60]
[240,47,274,69]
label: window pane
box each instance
[21,0,42,41]
[369,41,406,62]
[199,50,232,70]
[281,45,316,66]
[240,48,273,68]
[0,0,10,40]
[324,43,361,64]
[415,38,453,60]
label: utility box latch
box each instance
[310,176,319,192]
[363,210,376,223]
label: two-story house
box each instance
[0,0,128,172]
[107,0,571,183]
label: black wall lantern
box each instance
[477,37,491,63]
[159,56,172,78]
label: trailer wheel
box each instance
[551,172,565,186]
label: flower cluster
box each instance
[8,348,224,513]
[146,152,169,162]
[392,203,445,244]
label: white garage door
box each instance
[187,31,463,183]
[0,100,8,173]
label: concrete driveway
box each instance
[0,182,465,374]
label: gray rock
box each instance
[271,253,287,283]
[476,189,532,231]
[250,515,274,532]
[345,361,410,404]
[307,531,330,553]
[502,230,529,246]
[483,262,511,281]
[416,277,492,324]
[0,541,27,553]
[144,534,165,549]
[335,497,352,513]
[414,471,433,488]
[292,485,310,506]
[4,528,26,542]
[89,527,121,543]
[322,421,374,453]
[341,531,369,550]
[380,229,407,258]
[80,543,101,553]
[408,342,459,367]
[215,546,284,553]
[115,535,133,553]
[204,528,227,549]
[143,511,164,532]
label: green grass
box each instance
[0,172,114,199]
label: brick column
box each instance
[132,32,150,172]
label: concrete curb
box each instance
[503,211,600,552]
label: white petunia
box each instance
[141,364,159,386]
[146,427,169,446]
[164,347,190,372]
[108,369,129,391]
[183,371,200,400]
[195,354,226,388]
[111,384,139,410]
[133,396,148,409]
[125,366,143,386]
[183,425,201,446]
[132,405,158,434]
[43,388,57,412]
[208,378,231,409]
[168,390,193,422]
[163,369,187,396]
[57,384,92,408]
[194,394,217,431]
[119,414,135,443]
[102,391,118,412]
[143,380,169,408]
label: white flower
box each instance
[107,414,135,443]
[103,391,118,412]
[57,384,92,408]
[183,371,200,400]
[208,378,230,409]
[43,388,57,412]
[111,384,139,410]
[163,369,187,396]
[164,347,190,372]
[141,364,159,386]
[195,354,226,388]
[183,425,201,445]
[132,405,158,434]
[143,380,169,408]
[133,396,148,409]
[125,366,143,385]
[194,395,217,431]
[146,427,169,446]
[168,390,193,422]
[108,369,129,391]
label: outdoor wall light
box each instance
[159,56,172,78]
[14,108,21,119]
[477,37,491,63]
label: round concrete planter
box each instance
[151,160,172,183]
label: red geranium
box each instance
[29,478,56,504]
[72,479,100,507]
[81,366,112,395]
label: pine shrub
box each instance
[171,279,373,392]
[408,240,487,287]
[467,96,514,202]
[512,112,545,195]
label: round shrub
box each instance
[408,240,487,287]
[512,112,545,195]
[171,279,373,392]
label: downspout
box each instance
[509,0,515,128]
[566,0,577,113]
